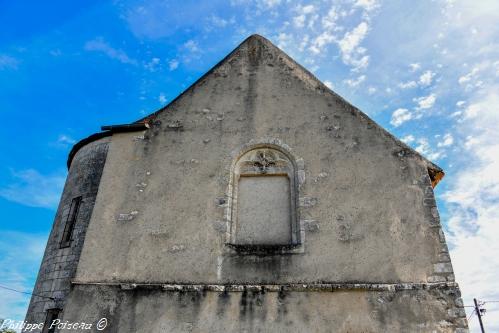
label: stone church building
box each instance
[25,35,468,332]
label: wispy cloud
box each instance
[144,57,161,72]
[184,40,200,53]
[84,37,137,65]
[414,93,436,109]
[0,231,46,325]
[168,59,179,71]
[443,87,499,332]
[354,0,379,12]
[0,169,65,209]
[57,134,76,146]
[158,92,167,104]
[258,0,281,8]
[0,54,19,70]
[418,70,435,86]
[337,21,370,71]
[409,63,421,72]
[401,134,415,144]
[293,4,316,28]
[437,133,454,147]
[390,108,412,127]
[398,80,417,89]
[414,137,443,161]
[209,15,233,28]
[343,74,366,87]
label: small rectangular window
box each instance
[60,196,82,248]
[42,308,61,333]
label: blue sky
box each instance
[0,0,498,331]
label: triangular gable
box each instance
[69,34,443,186]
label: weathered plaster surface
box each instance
[62,284,467,332]
[76,36,452,285]
[25,35,467,332]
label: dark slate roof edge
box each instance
[67,131,112,169]
[66,123,148,169]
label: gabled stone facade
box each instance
[25,35,468,332]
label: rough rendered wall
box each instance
[24,138,110,329]
[75,36,452,285]
[58,36,467,332]
[62,285,467,333]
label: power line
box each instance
[0,284,55,301]
[467,309,476,321]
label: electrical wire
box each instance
[0,284,55,301]
[467,309,476,321]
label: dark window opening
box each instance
[60,196,82,248]
[42,308,61,333]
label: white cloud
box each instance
[259,0,281,8]
[464,135,480,150]
[414,93,436,109]
[0,169,65,209]
[324,80,333,89]
[144,57,161,72]
[57,134,76,145]
[437,133,454,147]
[398,80,417,89]
[158,93,167,104]
[0,54,19,70]
[354,0,379,12]
[301,5,315,14]
[277,32,293,49]
[184,40,199,53]
[414,137,442,160]
[0,232,47,326]
[367,86,376,94]
[390,108,412,127]
[293,4,316,28]
[298,35,309,52]
[419,70,435,86]
[309,31,335,55]
[458,67,479,85]
[337,21,370,70]
[401,134,415,144]
[456,100,466,107]
[210,15,230,28]
[398,71,435,89]
[443,88,499,332]
[463,103,481,119]
[168,59,179,71]
[409,63,421,72]
[84,38,137,65]
[321,7,338,30]
[293,14,306,28]
[343,74,366,87]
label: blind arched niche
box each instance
[227,146,301,252]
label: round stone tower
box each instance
[24,136,110,330]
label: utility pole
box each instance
[474,298,485,333]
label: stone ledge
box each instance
[71,281,460,292]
